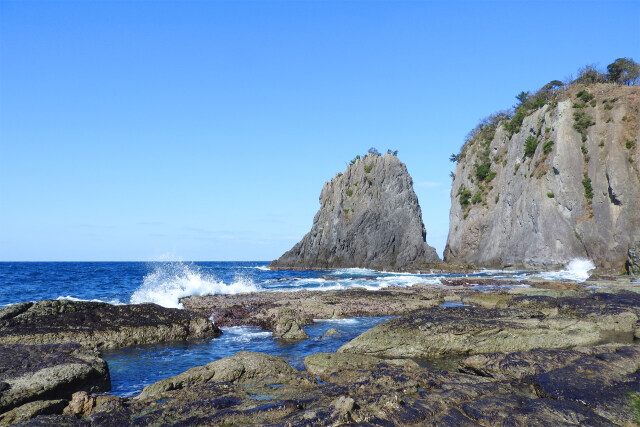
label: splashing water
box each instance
[535,258,596,282]
[130,262,260,308]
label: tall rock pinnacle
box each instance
[270,153,441,270]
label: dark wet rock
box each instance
[20,346,632,426]
[0,343,109,414]
[305,352,419,378]
[457,394,615,427]
[459,347,594,380]
[0,399,68,426]
[137,351,301,399]
[534,346,640,425]
[0,299,221,349]
[269,153,440,269]
[459,345,640,425]
[10,415,89,426]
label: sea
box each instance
[0,259,595,397]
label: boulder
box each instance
[0,343,109,414]
[137,351,300,399]
[0,400,68,426]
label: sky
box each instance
[1,0,639,261]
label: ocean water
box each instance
[0,259,595,396]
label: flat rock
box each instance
[459,345,640,425]
[137,351,301,399]
[304,352,419,377]
[0,299,221,349]
[181,285,461,329]
[0,399,68,426]
[338,296,637,358]
[0,343,109,414]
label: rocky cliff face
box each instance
[270,153,440,269]
[445,84,640,269]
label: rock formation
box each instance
[0,300,221,349]
[628,241,640,275]
[337,291,640,358]
[270,153,440,270]
[0,343,110,415]
[445,84,640,269]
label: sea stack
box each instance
[445,83,640,269]
[270,153,440,270]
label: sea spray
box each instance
[535,258,596,282]
[130,261,260,308]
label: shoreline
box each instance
[1,271,639,425]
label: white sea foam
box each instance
[220,326,272,342]
[535,258,596,282]
[332,268,379,276]
[271,274,442,292]
[313,318,359,324]
[56,296,110,303]
[130,262,260,309]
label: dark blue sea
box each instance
[0,260,593,397]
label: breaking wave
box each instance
[535,258,596,282]
[130,262,260,309]
[56,296,123,305]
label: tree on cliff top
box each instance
[607,58,640,85]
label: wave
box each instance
[331,268,379,276]
[534,258,596,282]
[130,262,260,309]
[313,318,359,324]
[263,273,443,293]
[55,295,123,304]
[219,326,272,342]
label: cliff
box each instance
[445,83,640,270]
[270,153,440,270]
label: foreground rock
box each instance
[459,345,640,425]
[18,349,628,426]
[0,343,109,415]
[270,153,440,270]
[338,292,639,358]
[137,351,301,399]
[0,300,221,349]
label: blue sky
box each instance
[1,0,639,261]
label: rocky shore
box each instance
[0,276,639,425]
